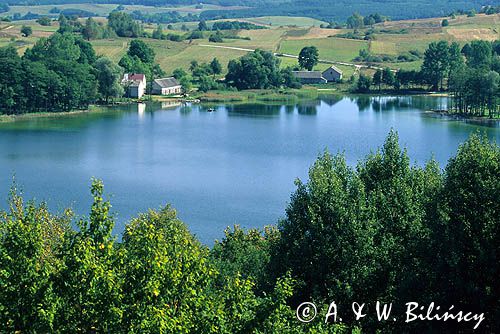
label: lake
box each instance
[1,95,499,244]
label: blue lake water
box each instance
[0,96,499,243]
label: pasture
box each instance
[279,37,369,62]
[0,12,498,76]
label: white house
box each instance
[122,73,146,98]
[152,77,182,95]
[322,65,343,82]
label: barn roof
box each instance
[291,71,324,79]
[323,65,343,74]
[154,77,181,88]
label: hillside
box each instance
[0,13,498,78]
[3,0,494,22]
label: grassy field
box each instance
[242,16,327,27]
[216,28,286,51]
[0,12,498,77]
[168,16,327,30]
[279,37,369,62]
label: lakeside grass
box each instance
[196,87,330,102]
[0,105,128,124]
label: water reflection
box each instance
[319,95,342,107]
[350,95,451,113]
[161,101,181,109]
[297,100,320,115]
[227,104,282,117]
[354,96,371,112]
[138,103,146,120]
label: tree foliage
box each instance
[298,46,319,71]
[20,25,32,37]
[95,57,124,103]
[226,50,301,90]
[0,33,101,115]
[108,11,142,38]
[0,132,498,332]
[1,132,498,332]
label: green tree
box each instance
[298,46,319,71]
[346,12,364,29]
[127,39,155,65]
[421,41,450,90]
[0,187,69,332]
[20,25,32,37]
[210,57,222,77]
[270,151,374,313]
[173,67,187,79]
[281,67,302,89]
[466,40,493,69]
[82,17,98,40]
[0,46,25,113]
[211,225,277,292]
[23,32,98,111]
[441,19,449,27]
[121,206,215,332]
[180,75,192,94]
[363,16,376,26]
[94,57,124,103]
[356,131,441,323]
[209,31,223,43]
[382,67,395,87]
[152,24,163,40]
[226,50,284,90]
[447,41,464,89]
[36,16,52,26]
[53,180,122,332]
[198,75,220,92]
[198,20,208,31]
[373,69,383,91]
[75,37,97,64]
[108,11,141,37]
[356,73,372,92]
[431,134,500,331]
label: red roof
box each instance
[128,74,145,81]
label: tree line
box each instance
[0,131,498,332]
[170,49,302,92]
[199,0,485,24]
[0,32,166,115]
[0,31,303,115]
[355,40,500,118]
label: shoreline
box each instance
[2,91,497,124]
[0,102,144,124]
[424,110,500,123]
[0,108,97,123]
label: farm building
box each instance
[152,77,182,95]
[122,73,146,98]
[291,71,327,84]
[292,65,343,84]
[322,65,343,82]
